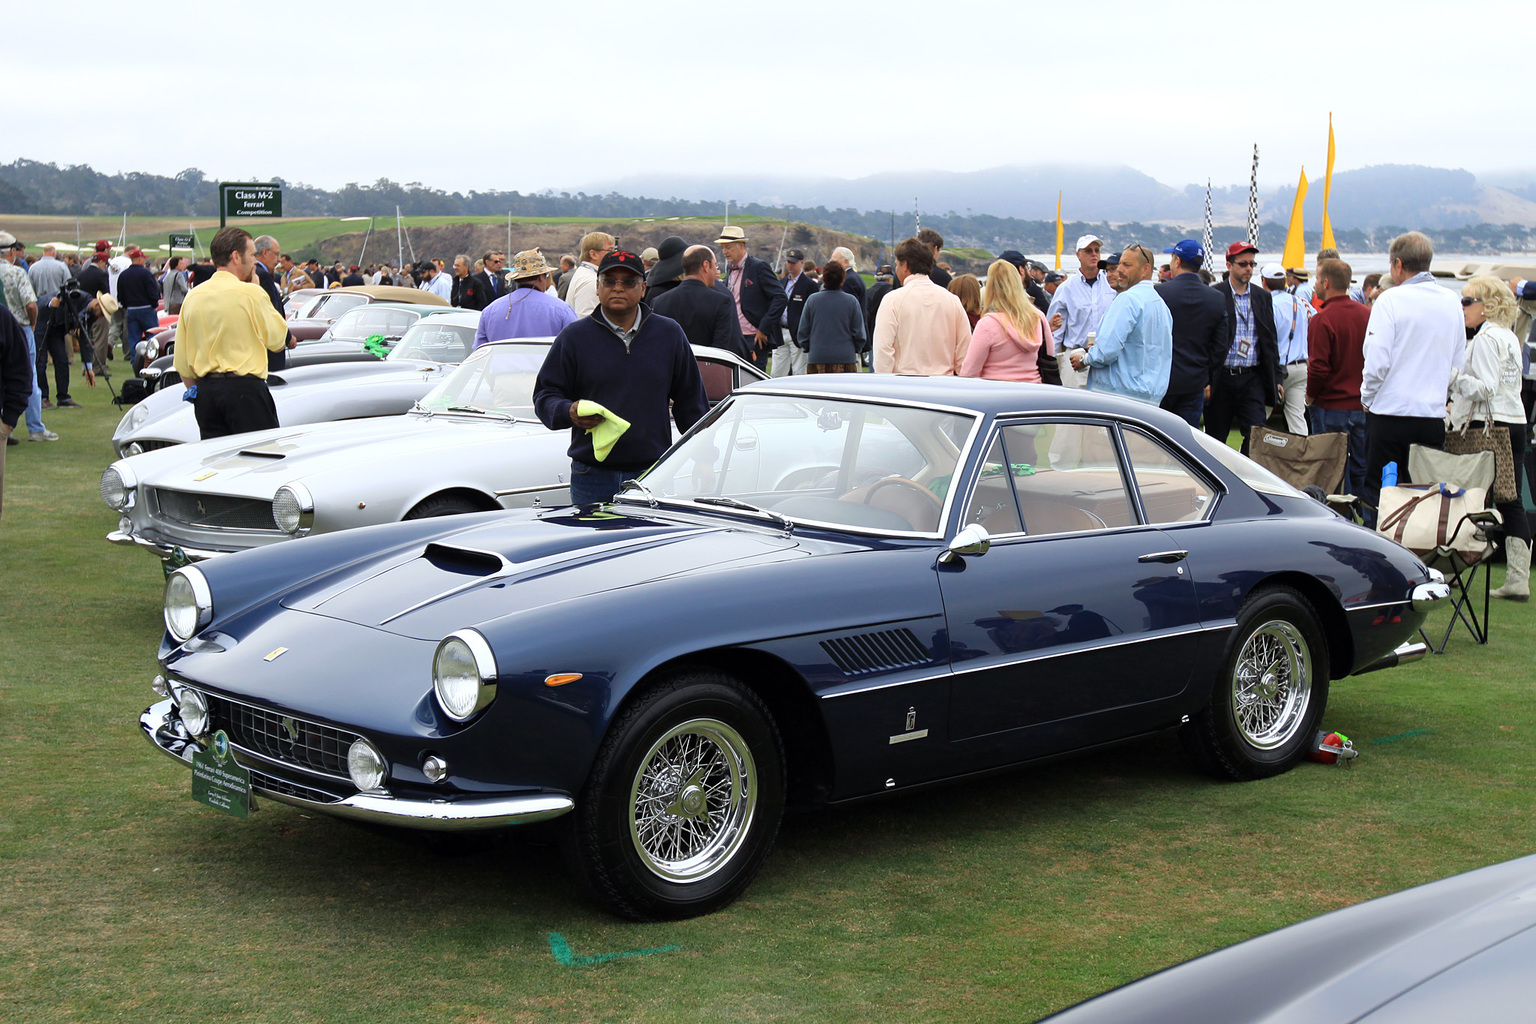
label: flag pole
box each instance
[1247,145,1260,248]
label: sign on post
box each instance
[219,182,283,226]
[169,233,195,251]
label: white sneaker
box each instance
[29,429,59,441]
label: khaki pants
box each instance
[90,315,111,368]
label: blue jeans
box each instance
[1310,406,1368,499]
[125,306,159,373]
[20,326,44,433]
[569,460,630,506]
[1159,390,1205,428]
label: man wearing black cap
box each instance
[1208,241,1279,455]
[772,248,818,377]
[996,250,1051,314]
[1155,239,1228,427]
[534,249,709,505]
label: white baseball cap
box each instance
[1261,263,1286,281]
[1075,234,1103,251]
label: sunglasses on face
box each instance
[599,275,643,289]
[1233,261,1257,268]
[1461,296,1483,307]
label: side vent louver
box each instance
[820,628,929,675]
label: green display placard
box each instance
[220,182,282,222]
[191,730,251,819]
[169,234,195,250]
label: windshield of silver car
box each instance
[386,321,475,364]
[636,395,975,535]
[416,343,547,420]
[324,306,422,343]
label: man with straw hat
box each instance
[473,249,577,350]
[716,224,785,366]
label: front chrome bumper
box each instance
[108,528,223,563]
[140,698,574,831]
[1412,568,1450,611]
[1353,640,1430,676]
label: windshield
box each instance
[304,293,367,321]
[325,305,423,343]
[637,395,976,535]
[416,342,550,419]
[386,319,475,363]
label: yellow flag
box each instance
[1282,167,1309,270]
[1054,191,1063,271]
[1320,113,1337,253]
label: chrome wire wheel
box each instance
[628,717,758,883]
[1230,618,1312,750]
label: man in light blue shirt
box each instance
[1264,264,1311,433]
[1069,244,1172,406]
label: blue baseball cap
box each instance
[1162,239,1205,264]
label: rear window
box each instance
[1188,429,1306,498]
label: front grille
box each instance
[248,767,346,805]
[154,488,277,531]
[206,693,360,781]
[135,439,179,452]
[821,628,930,675]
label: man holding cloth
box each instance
[174,227,291,441]
[1047,235,1116,388]
[534,250,708,505]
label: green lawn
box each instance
[2,384,1533,1022]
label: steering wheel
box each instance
[860,477,942,510]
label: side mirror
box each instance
[939,523,990,564]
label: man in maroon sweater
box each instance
[1307,258,1371,497]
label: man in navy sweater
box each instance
[534,250,709,505]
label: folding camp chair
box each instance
[1383,445,1504,652]
[1247,427,1358,518]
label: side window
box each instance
[1122,428,1215,523]
[965,435,1022,534]
[697,359,734,404]
[1001,422,1135,534]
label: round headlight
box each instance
[272,482,314,535]
[347,738,388,792]
[163,567,212,641]
[125,442,144,457]
[179,686,209,738]
[100,466,129,510]
[432,631,497,721]
[129,404,150,430]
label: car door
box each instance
[938,418,1207,760]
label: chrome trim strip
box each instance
[139,700,573,831]
[888,729,929,745]
[823,622,1232,699]
[1412,582,1451,610]
[107,530,227,561]
[492,483,567,497]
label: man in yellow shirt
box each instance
[173,227,290,440]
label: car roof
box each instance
[736,373,1194,425]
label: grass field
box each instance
[2,382,1533,1023]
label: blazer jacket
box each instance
[1155,273,1230,396]
[1214,279,1281,404]
[728,255,787,339]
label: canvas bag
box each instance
[1442,411,1516,504]
[1408,445,1494,495]
[1246,427,1348,493]
[1377,482,1490,562]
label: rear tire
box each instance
[1182,586,1329,781]
[568,671,785,920]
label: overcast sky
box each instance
[10,2,1523,200]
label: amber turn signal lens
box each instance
[544,673,583,687]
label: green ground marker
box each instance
[546,932,680,967]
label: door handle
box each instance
[1138,550,1188,564]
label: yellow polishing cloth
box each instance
[575,400,631,462]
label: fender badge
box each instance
[193,470,217,481]
[264,647,289,662]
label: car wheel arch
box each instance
[402,488,501,520]
[601,648,834,811]
[1245,571,1354,680]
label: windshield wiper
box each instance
[617,478,657,507]
[694,496,791,531]
[444,405,514,421]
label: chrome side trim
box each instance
[108,529,227,562]
[823,622,1233,699]
[139,700,573,832]
[492,483,567,498]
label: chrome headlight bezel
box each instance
[128,403,150,430]
[174,684,209,738]
[272,482,315,535]
[100,462,137,511]
[432,630,498,722]
[347,737,389,793]
[164,567,213,642]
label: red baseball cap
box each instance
[1225,241,1259,259]
[125,246,145,259]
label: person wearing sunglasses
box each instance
[534,249,709,505]
[1208,241,1281,456]
[1066,243,1172,407]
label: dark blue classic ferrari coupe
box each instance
[140,376,1447,919]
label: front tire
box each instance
[1182,586,1330,781]
[569,672,785,920]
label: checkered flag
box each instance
[1201,181,1215,268]
[1247,144,1260,247]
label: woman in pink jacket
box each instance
[960,260,1054,382]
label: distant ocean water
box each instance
[1030,251,1536,280]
